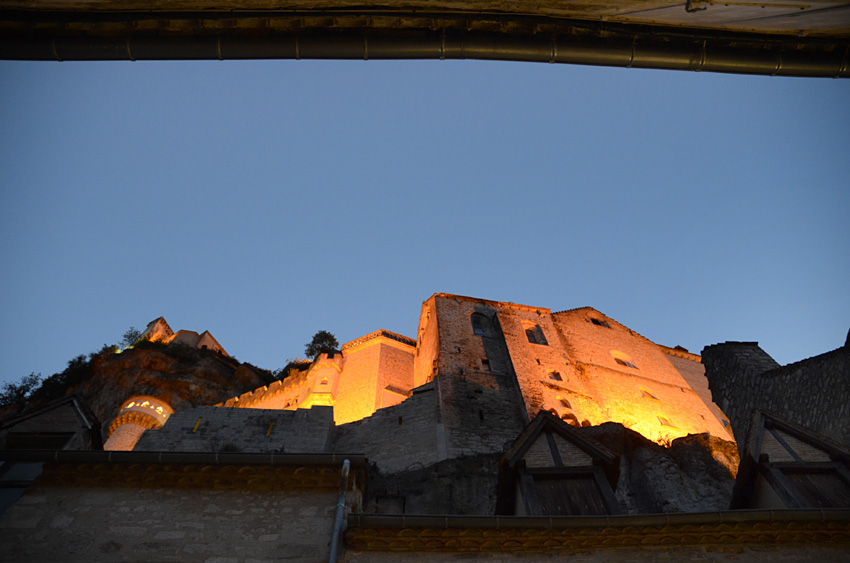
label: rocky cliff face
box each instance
[362,423,739,516]
[71,347,271,437]
[580,423,739,514]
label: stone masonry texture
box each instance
[0,485,339,562]
[702,341,850,454]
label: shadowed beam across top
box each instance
[1,0,848,76]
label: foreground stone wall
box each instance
[1,486,339,562]
[703,341,850,451]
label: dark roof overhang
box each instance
[1,4,848,77]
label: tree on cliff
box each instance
[305,330,339,359]
[121,326,142,348]
[0,372,42,408]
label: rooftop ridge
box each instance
[552,306,594,315]
[342,329,416,350]
[433,293,552,314]
[659,345,702,362]
[552,307,659,346]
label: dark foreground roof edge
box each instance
[348,508,850,530]
[0,449,368,466]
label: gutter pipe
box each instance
[1,31,848,77]
[328,458,350,563]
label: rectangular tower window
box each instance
[525,325,548,346]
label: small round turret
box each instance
[103,395,174,451]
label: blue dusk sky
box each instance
[1,59,848,389]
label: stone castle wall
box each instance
[663,350,731,434]
[413,297,441,388]
[426,296,531,458]
[422,295,732,445]
[334,343,383,423]
[331,383,443,474]
[335,338,415,424]
[703,341,850,452]
[220,333,415,426]
[131,293,735,470]
[135,405,334,453]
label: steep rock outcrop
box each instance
[579,423,739,513]
[71,348,270,437]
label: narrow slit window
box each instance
[640,388,658,400]
[658,416,675,427]
[611,351,638,369]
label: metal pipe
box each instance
[328,458,351,563]
[1,32,847,77]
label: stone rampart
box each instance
[218,368,311,409]
[134,405,334,453]
[331,383,442,474]
[703,341,850,451]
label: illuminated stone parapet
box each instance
[103,395,174,451]
[218,331,416,425]
[300,353,343,409]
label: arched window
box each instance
[611,350,637,369]
[561,412,579,426]
[471,314,486,336]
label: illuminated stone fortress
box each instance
[6,292,849,562]
[108,293,732,458]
